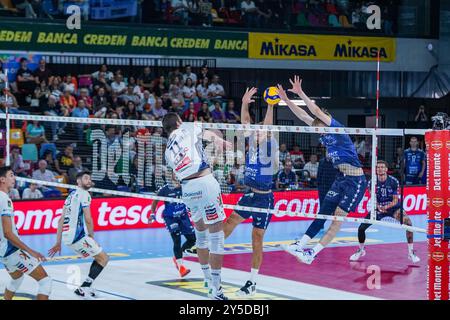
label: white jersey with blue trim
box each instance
[62,187,92,245]
[165,122,210,181]
[0,191,19,258]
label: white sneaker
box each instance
[236,280,256,297]
[281,241,302,257]
[209,286,228,300]
[349,248,366,261]
[294,248,316,265]
[74,287,94,299]
[408,251,420,264]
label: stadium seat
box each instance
[9,128,24,147]
[339,14,353,28]
[42,0,59,15]
[328,14,341,27]
[307,13,320,27]
[0,0,18,11]
[22,144,38,162]
[39,143,57,159]
[295,13,309,27]
[54,175,68,196]
[211,8,224,24]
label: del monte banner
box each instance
[0,20,248,58]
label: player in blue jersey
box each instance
[403,136,426,185]
[350,160,420,263]
[277,76,367,265]
[223,87,279,296]
[149,174,196,278]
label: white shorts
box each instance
[67,236,103,258]
[181,173,226,225]
[1,249,40,275]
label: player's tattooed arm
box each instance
[2,216,46,261]
[276,84,314,126]
[288,75,331,126]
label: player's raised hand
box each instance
[48,243,61,258]
[276,84,289,102]
[31,249,47,262]
[242,87,257,105]
[288,75,304,96]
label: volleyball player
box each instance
[0,166,52,300]
[277,76,367,265]
[162,113,231,300]
[149,173,196,278]
[223,87,279,296]
[49,171,109,299]
[350,160,420,263]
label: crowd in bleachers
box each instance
[0,0,397,34]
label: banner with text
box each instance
[249,32,396,62]
[12,186,425,235]
[0,21,248,58]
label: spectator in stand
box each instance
[168,67,183,84]
[351,7,365,29]
[303,154,319,184]
[105,126,120,146]
[68,156,88,185]
[16,57,36,96]
[34,80,51,110]
[279,143,289,163]
[93,87,110,117]
[393,146,403,177]
[72,100,90,140]
[228,160,246,192]
[414,105,429,129]
[10,146,26,177]
[49,77,63,99]
[151,98,167,120]
[8,185,20,200]
[182,77,198,106]
[124,101,140,120]
[62,74,76,94]
[138,67,156,92]
[111,74,127,95]
[171,0,189,25]
[198,65,212,82]
[0,88,30,114]
[42,150,57,173]
[182,101,197,121]
[93,72,112,93]
[289,145,305,168]
[225,100,240,123]
[32,159,62,197]
[12,0,37,18]
[0,60,6,91]
[42,95,66,141]
[211,101,226,123]
[403,136,426,185]
[141,103,155,120]
[120,84,141,106]
[138,90,156,112]
[276,160,297,190]
[169,76,184,104]
[169,98,184,116]
[182,65,198,85]
[207,74,225,103]
[241,0,259,27]
[161,92,172,109]
[156,75,169,96]
[256,0,272,27]
[22,183,44,199]
[78,88,93,112]
[92,64,114,82]
[196,76,209,103]
[26,120,48,144]
[128,76,143,97]
[55,145,74,177]
[33,58,53,85]
[59,88,77,113]
[197,101,212,122]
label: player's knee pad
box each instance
[37,276,52,296]
[195,229,209,249]
[6,275,24,293]
[209,230,225,255]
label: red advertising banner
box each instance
[12,186,427,235]
[425,130,450,300]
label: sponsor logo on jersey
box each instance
[205,205,218,221]
[183,191,202,199]
[175,156,192,172]
[431,141,443,150]
[432,198,444,208]
[83,240,92,249]
[432,251,445,262]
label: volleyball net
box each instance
[0,113,426,233]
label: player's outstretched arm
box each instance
[276,85,314,126]
[288,75,331,126]
[241,87,257,125]
[2,216,46,261]
[48,208,65,257]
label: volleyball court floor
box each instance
[0,216,427,300]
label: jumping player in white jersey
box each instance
[162,113,230,300]
[277,76,367,265]
[49,171,109,299]
[0,166,52,300]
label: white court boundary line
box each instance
[16,177,426,234]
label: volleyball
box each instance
[263,86,281,105]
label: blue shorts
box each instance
[405,175,419,185]
[235,191,274,230]
[365,205,402,220]
[163,215,195,236]
[319,173,367,215]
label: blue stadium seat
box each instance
[90,0,137,19]
[42,0,60,15]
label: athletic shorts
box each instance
[67,236,103,258]
[320,173,367,215]
[181,173,226,225]
[235,191,274,230]
[365,205,402,220]
[1,249,40,275]
[164,214,195,235]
